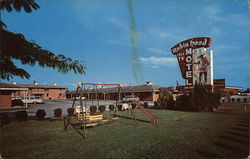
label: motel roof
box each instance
[0,82,28,91]
[0,82,67,89]
[66,84,164,94]
[10,83,67,89]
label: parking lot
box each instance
[27,99,119,117]
[1,99,154,117]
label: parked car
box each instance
[21,96,45,104]
[122,96,140,102]
[11,96,22,100]
[118,102,132,110]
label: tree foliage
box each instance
[157,88,175,109]
[0,0,40,13]
[189,83,221,111]
[0,0,86,80]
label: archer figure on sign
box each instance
[197,53,210,84]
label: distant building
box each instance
[11,82,67,99]
[0,82,28,108]
[66,82,164,101]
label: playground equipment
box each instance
[64,82,122,139]
[64,82,158,139]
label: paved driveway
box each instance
[27,99,118,117]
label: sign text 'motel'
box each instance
[171,37,212,86]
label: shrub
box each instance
[154,101,158,108]
[176,95,193,111]
[90,105,97,114]
[0,112,9,126]
[157,88,175,109]
[16,110,28,121]
[99,105,106,113]
[143,102,148,108]
[36,109,46,120]
[189,83,220,112]
[12,99,24,106]
[109,105,114,111]
[54,108,62,117]
[131,103,136,109]
[67,107,75,115]
[117,104,123,111]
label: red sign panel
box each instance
[171,37,212,86]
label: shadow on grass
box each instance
[195,150,222,159]
[225,130,249,138]
[237,119,249,123]
[213,142,247,153]
[117,120,138,127]
[115,115,151,123]
[235,123,249,127]
[218,135,249,145]
[229,127,249,132]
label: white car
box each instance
[118,102,132,110]
[21,96,45,104]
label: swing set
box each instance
[63,82,158,139]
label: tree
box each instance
[0,0,86,80]
[189,83,221,111]
[189,83,209,111]
[157,88,175,109]
[0,0,40,13]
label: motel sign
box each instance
[171,37,213,86]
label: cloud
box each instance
[147,47,167,54]
[72,0,127,30]
[108,17,129,31]
[199,4,248,27]
[147,28,183,41]
[140,56,177,68]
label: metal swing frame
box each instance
[64,82,125,139]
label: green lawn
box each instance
[1,106,249,159]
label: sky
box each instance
[1,0,249,90]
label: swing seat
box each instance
[77,113,103,122]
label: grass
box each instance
[0,103,249,159]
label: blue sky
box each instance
[1,0,249,90]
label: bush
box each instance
[131,103,136,109]
[67,107,74,115]
[12,99,24,106]
[54,108,62,117]
[36,109,46,120]
[117,104,122,111]
[109,105,114,111]
[99,105,106,113]
[154,101,158,108]
[176,95,193,111]
[0,112,9,126]
[157,88,175,109]
[90,105,97,114]
[16,110,28,121]
[143,102,148,108]
[189,83,221,112]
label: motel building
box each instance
[10,81,67,99]
[66,82,164,102]
[0,82,28,108]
